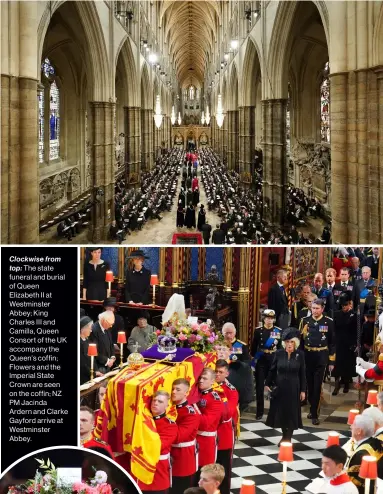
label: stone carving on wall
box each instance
[289,139,331,204]
[85,110,91,189]
[39,168,80,211]
[115,132,125,174]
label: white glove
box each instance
[356,358,374,369]
[355,365,366,381]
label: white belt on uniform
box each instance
[221,418,232,424]
[172,439,196,448]
[197,431,217,437]
[159,453,171,460]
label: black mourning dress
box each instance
[83,261,110,300]
[197,208,206,231]
[176,206,185,227]
[185,206,196,228]
[333,309,357,380]
[265,349,306,431]
[124,266,151,304]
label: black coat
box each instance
[83,261,110,301]
[267,283,289,320]
[265,349,306,430]
[125,266,151,304]
[227,360,254,411]
[176,207,185,227]
[185,206,196,228]
[197,210,206,230]
[202,223,212,240]
[89,322,115,367]
[333,309,357,378]
[212,228,225,244]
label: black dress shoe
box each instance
[256,415,263,421]
[312,418,320,426]
[343,386,349,393]
[332,387,339,396]
[307,413,312,419]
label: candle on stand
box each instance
[87,343,98,380]
[359,456,377,494]
[367,389,378,407]
[117,331,127,366]
[240,479,255,494]
[150,274,159,306]
[278,442,293,494]
[105,271,114,298]
[327,432,340,447]
[348,409,360,425]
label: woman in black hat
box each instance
[265,328,306,444]
[124,250,151,305]
[332,292,357,395]
[83,248,110,301]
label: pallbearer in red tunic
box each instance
[215,360,239,494]
[356,339,383,381]
[195,368,224,478]
[138,391,178,494]
[170,378,201,494]
[322,445,358,494]
[80,406,115,460]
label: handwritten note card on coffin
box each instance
[56,468,82,487]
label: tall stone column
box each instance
[1,2,39,243]
[376,69,383,243]
[141,109,147,170]
[262,99,287,225]
[210,116,216,149]
[124,107,141,181]
[148,110,154,168]
[226,111,233,169]
[89,101,115,242]
[238,106,255,174]
[228,110,238,170]
[238,247,251,343]
[222,115,228,161]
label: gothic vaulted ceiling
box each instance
[160,1,221,87]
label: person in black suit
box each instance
[212,224,225,244]
[333,267,354,309]
[350,257,363,283]
[89,311,116,374]
[80,316,103,384]
[103,297,125,344]
[124,249,151,305]
[353,266,376,308]
[311,272,334,317]
[363,247,380,279]
[202,220,212,244]
[267,269,290,329]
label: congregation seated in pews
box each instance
[114,148,183,237]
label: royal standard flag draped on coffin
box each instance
[94,358,203,484]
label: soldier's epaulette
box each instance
[236,339,246,345]
[211,391,221,401]
[225,381,236,391]
[186,405,196,414]
[255,326,262,330]
[94,437,109,446]
[325,316,334,321]
[274,326,282,331]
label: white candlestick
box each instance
[90,355,94,380]
[283,461,287,482]
[365,478,370,494]
[120,343,123,366]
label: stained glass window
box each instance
[320,61,330,143]
[38,90,44,163]
[49,80,60,160]
[286,83,291,156]
[42,58,55,78]
[189,85,195,100]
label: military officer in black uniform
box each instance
[312,273,335,317]
[251,309,282,420]
[299,298,335,425]
[291,285,313,328]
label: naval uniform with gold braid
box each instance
[251,325,282,418]
[299,314,335,420]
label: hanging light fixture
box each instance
[216,95,224,128]
[178,112,182,125]
[201,111,205,125]
[154,95,163,129]
[171,106,176,125]
[205,105,210,125]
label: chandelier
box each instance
[201,111,205,125]
[171,106,176,125]
[178,112,182,125]
[205,105,211,125]
[154,95,163,129]
[216,95,224,128]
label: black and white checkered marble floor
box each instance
[230,418,349,494]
